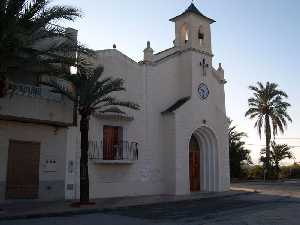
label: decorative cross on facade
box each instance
[200,58,209,76]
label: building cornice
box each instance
[0,115,73,128]
[93,113,134,121]
[150,48,213,66]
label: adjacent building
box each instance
[0,28,77,201]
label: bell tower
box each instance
[170,3,215,55]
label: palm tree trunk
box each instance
[0,77,9,98]
[265,114,272,179]
[79,113,90,203]
[73,97,78,126]
[275,162,280,179]
[0,79,6,97]
[0,66,7,98]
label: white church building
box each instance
[65,3,230,199]
[0,3,229,201]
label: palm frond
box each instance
[40,78,76,102]
[33,5,81,27]
[20,0,48,22]
[98,107,125,115]
[246,81,292,141]
[0,0,81,85]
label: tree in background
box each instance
[261,141,294,179]
[245,82,292,179]
[281,163,300,179]
[0,0,81,96]
[45,56,140,203]
[229,120,252,179]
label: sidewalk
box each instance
[231,180,300,198]
[0,190,253,221]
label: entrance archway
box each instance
[189,126,219,192]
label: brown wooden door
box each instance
[6,140,40,199]
[189,135,200,192]
[103,126,122,160]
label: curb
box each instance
[230,187,259,193]
[0,209,99,221]
[100,191,255,212]
[0,191,254,221]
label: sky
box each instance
[57,0,300,164]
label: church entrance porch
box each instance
[189,126,219,193]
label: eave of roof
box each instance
[0,115,73,127]
[170,3,215,24]
[94,113,134,121]
[161,96,191,115]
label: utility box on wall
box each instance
[43,159,57,173]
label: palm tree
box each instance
[46,60,140,203]
[228,120,251,178]
[261,142,294,179]
[245,82,292,178]
[0,0,81,96]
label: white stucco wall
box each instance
[154,49,229,194]
[0,93,73,125]
[0,121,68,201]
[162,114,176,194]
[65,50,166,199]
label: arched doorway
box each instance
[189,135,200,191]
[189,126,219,192]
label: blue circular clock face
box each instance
[198,83,209,100]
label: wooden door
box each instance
[6,140,40,199]
[189,135,200,192]
[103,126,122,160]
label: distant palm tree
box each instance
[245,82,292,178]
[0,0,81,96]
[228,119,251,178]
[261,142,294,179]
[46,60,140,203]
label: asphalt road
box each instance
[1,192,300,225]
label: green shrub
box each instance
[281,164,300,179]
[247,165,264,180]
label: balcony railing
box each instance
[88,140,139,163]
